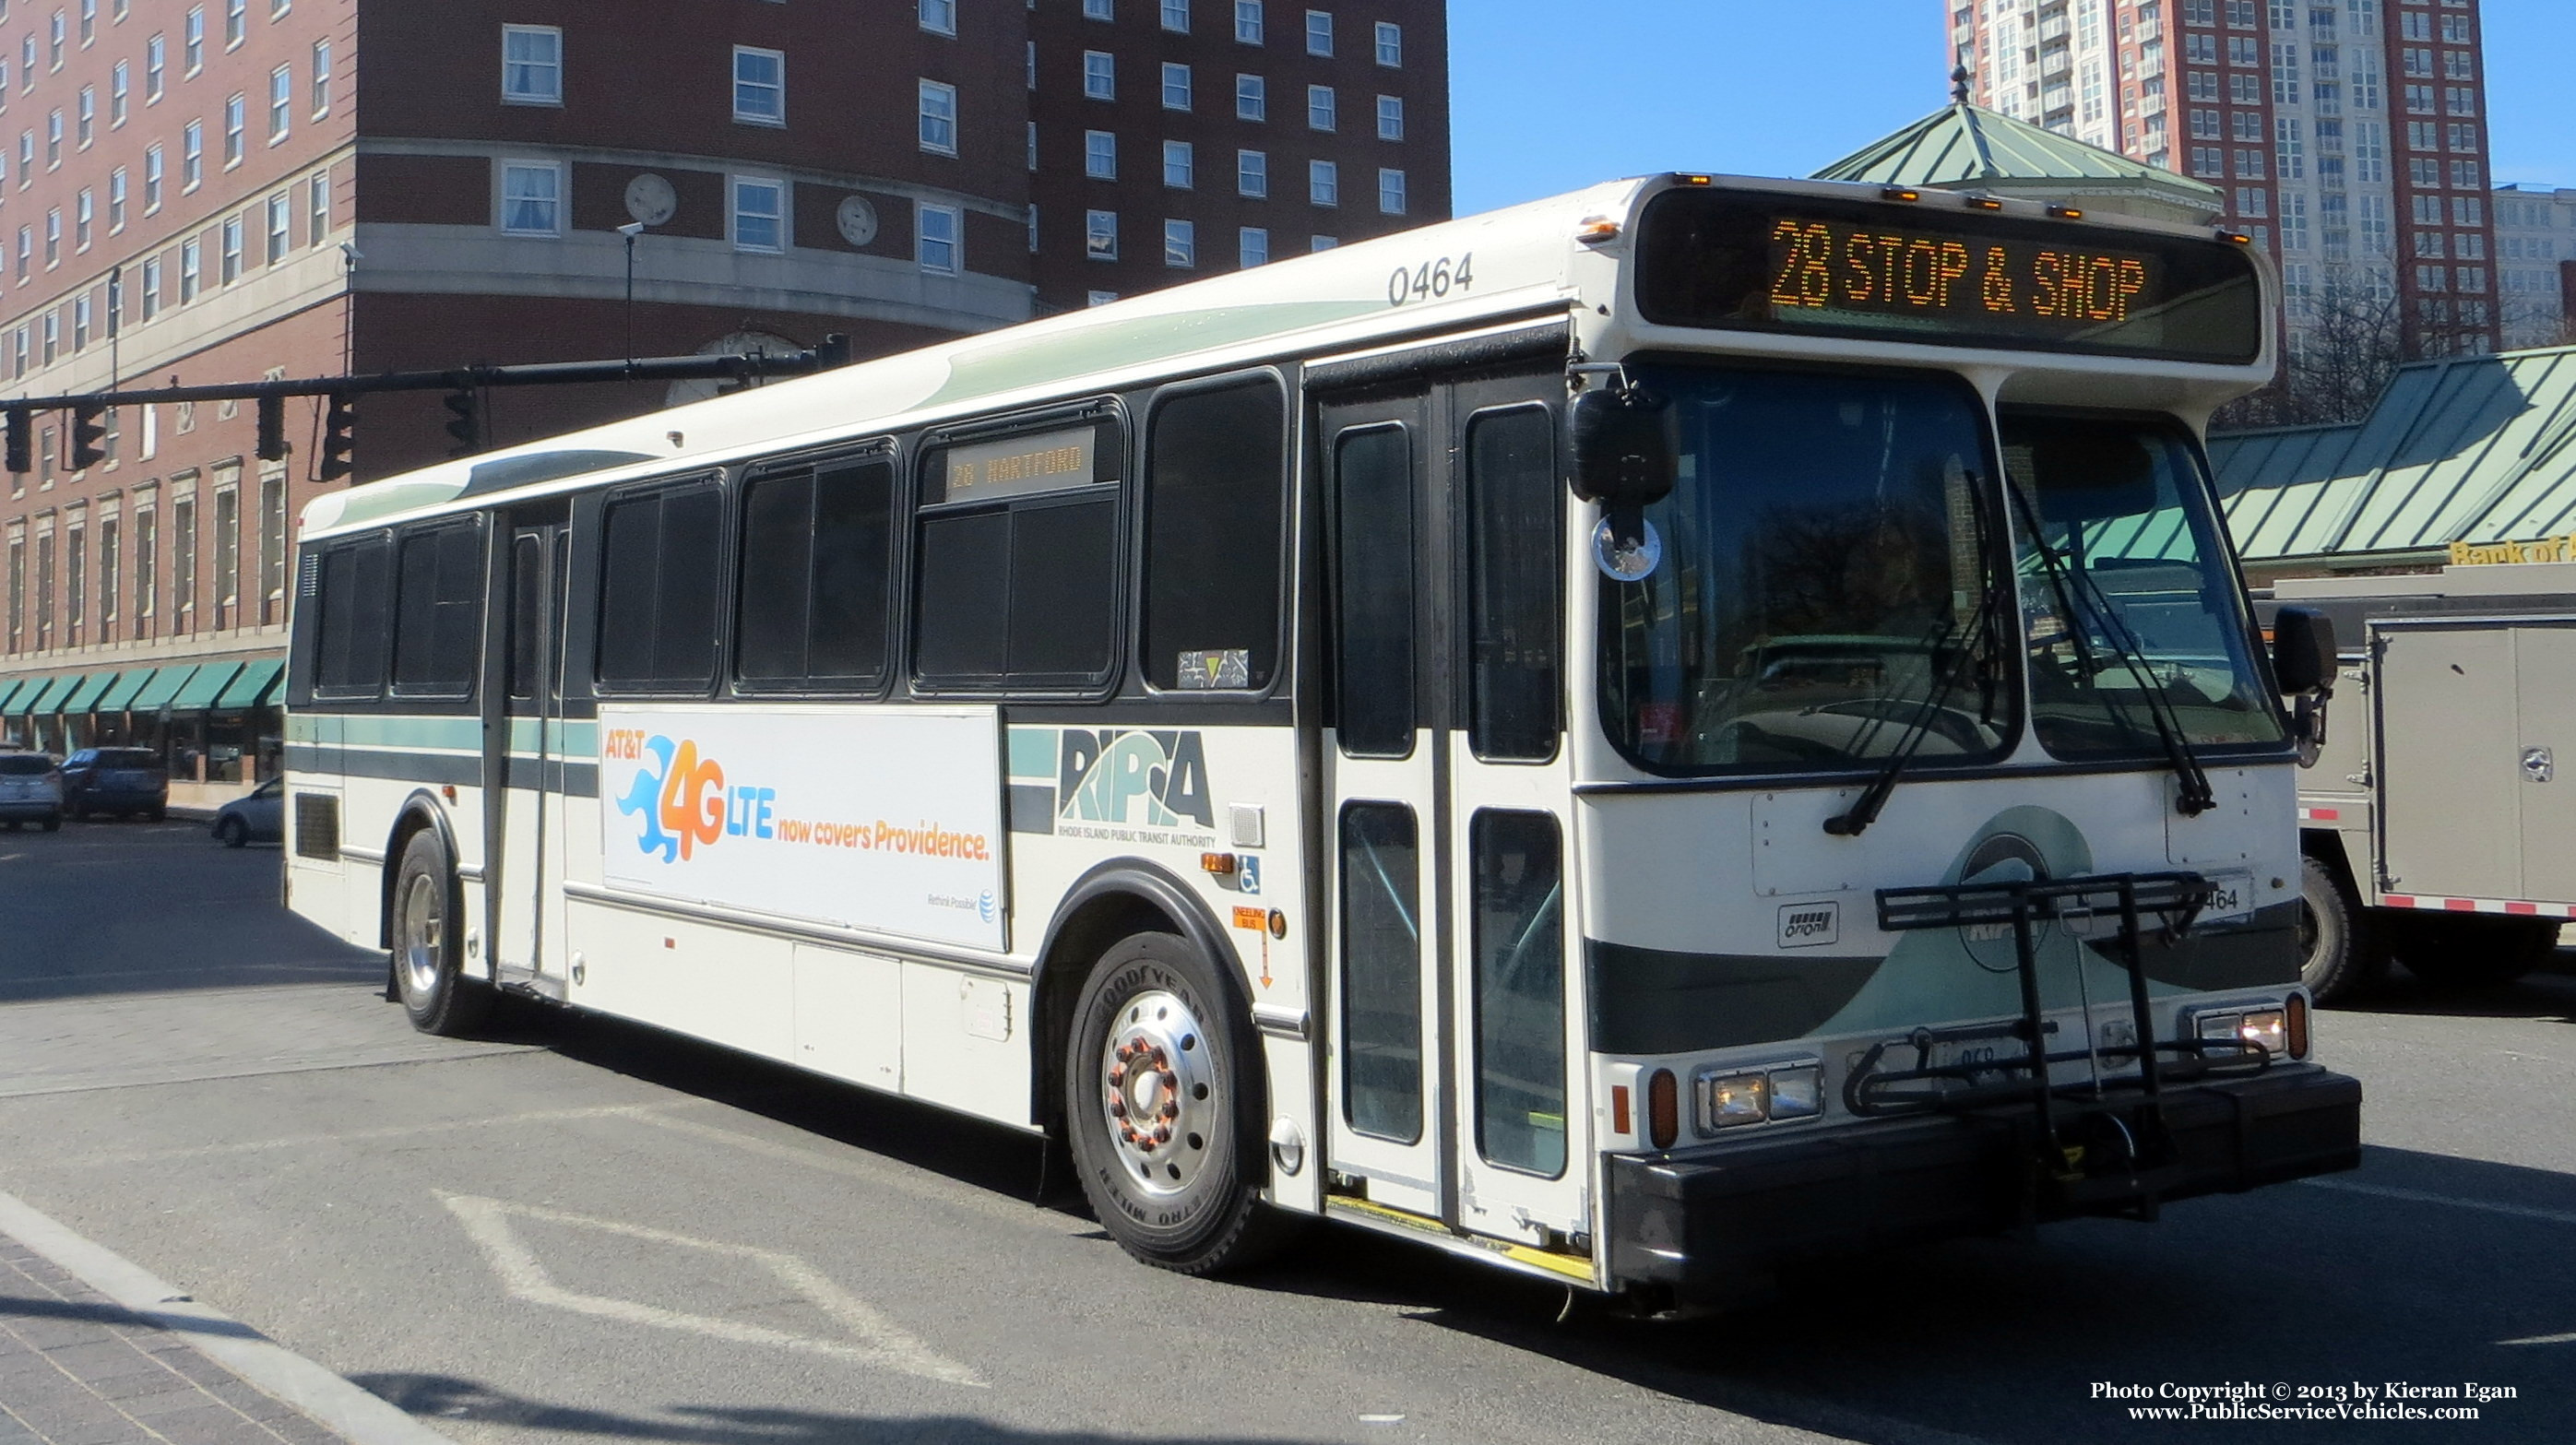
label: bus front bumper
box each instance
[1603,1063,2360,1305]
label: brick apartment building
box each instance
[0,0,1449,805]
[1953,0,2502,364]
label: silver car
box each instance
[0,752,64,831]
[212,776,284,847]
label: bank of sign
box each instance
[599,705,1005,951]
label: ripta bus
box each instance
[281,172,2360,1310]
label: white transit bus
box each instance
[283,173,2361,1309]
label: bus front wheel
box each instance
[391,829,494,1036]
[1062,930,1294,1276]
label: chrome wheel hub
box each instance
[399,871,445,1000]
[1097,989,1216,1196]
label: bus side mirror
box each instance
[1569,386,1674,507]
[2272,606,2335,695]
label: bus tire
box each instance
[2390,912,2558,993]
[2297,855,2387,1004]
[390,828,493,1036]
[1063,930,1294,1276]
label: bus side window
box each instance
[312,536,392,699]
[1464,406,1561,761]
[737,455,894,689]
[913,415,1123,693]
[393,521,482,699]
[508,534,543,700]
[597,481,723,693]
[1141,377,1286,693]
[1331,425,1415,757]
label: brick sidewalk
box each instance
[0,1236,344,1445]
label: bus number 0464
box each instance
[1388,254,1473,306]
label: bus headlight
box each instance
[2238,1009,2288,1059]
[2195,1011,2243,1053]
[1768,1065,1823,1120]
[1695,1071,1768,1133]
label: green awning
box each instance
[27,674,85,714]
[65,671,121,715]
[128,664,196,711]
[96,669,155,712]
[0,679,30,713]
[168,660,241,710]
[212,657,284,709]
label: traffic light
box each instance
[255,394,288,462]
[318,394,356,481]
[4,409,26,475]
[68,399,106,471]
[442,388,481,456]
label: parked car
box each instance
[0,752,64,831]
[59,747,170,821]
[212,776,284,847]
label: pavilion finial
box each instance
[1951,61,1974,105]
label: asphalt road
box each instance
[1,820,2570,1445]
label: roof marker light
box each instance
[2048,204,2086,219]
[1671,172,1713,186]
[1966,194,2005,210]
[2220,228,2254,244]
[1882,186,1922,203]
[1575,216,1622,243]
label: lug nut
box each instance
[1108,1062,1125,1084]
[1110,1097,1127,1118]
[1153,1126,1172,1144]
[1161,1101,1179,1120]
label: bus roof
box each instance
[302,172,2269,541]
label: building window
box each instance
[225,0,245,48]
[180,238,198,302]
[1306,84,1334,131]
[1310,159,1336,206]
[920,0,956,36]
[142,143,160,210]
[220,214,242,282]
[1085,128,1115,178]
[223,91,243,166]
[1086,207,1117,259]
[1161,0,1189,31]
[1375,20,1405,66]
[1027,119,1037,170]
[48,11,64,69]
[1311,234,1335,251]
[731,176,784,251]
[81,0,98,46]
[109,61,125,126]
[1027,200,1039,251]
[42,207,56,266]
[184,6,202,73]
[1161,61,1191,110]
[312,40,329,113]
[1162,138,1192,188]
[1237,148,1266,196]
[73,295,89,350]
[1239,226,1268,266]
[1164,218,1194,267]
[1084,50,1114,100]
[265,189,289,261]
[309,170,327,245]
[1376,93,1403,140]
[1236,73,1264,120]
[1235,0,1263,43]
[733,46,785,124]
[146,33,162,101]
[105,167,122,231]
[501,161,561,235]
[1305,8,1331,55]
[139,255,159,321]
[502,26,561,104]
[45,110,60,168]
[1083,0,1111,18]
[919,79,956,154]
[1087,290,1117,307]
[918,203,958,273]
[268,63,289,140]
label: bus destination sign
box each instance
[944,427,1098,504]
[1634,189,2264,364]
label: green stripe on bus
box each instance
[1007,726,1056,780]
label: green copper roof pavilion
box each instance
[1814,69,2224,228]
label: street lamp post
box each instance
[618,221,647,362]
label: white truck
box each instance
[2272,559,2576,1000]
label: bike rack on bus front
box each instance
[1854,871,2273,1214]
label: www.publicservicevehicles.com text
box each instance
[2093,1381,2515,1423]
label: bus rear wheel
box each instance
[1062,930,1293,1276]
[391,829,494,1036]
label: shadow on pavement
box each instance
[357,1375,1343,1445]
[2335,963,2576,1024]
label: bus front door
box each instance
[489,507,570,995]
[1318,367,1585,1255]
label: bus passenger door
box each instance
[1318,369,1585,1255]
[491,507,570,993]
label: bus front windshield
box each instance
[1597,365,2017,775]
[2001,411,2284,758]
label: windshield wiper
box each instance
[1825,472,2012,837]
[2008,485,2215,816]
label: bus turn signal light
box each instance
[2286,993,2310,1060]
[1646,1069,1680,1150]
[1200,851,1238,876]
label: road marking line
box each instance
[50,1102,693,1167]
[616,1109,1087,1235]
[2299,1177,2576,1227]
[438,1192,984,1387]
[0,1184,457,1445]
[2499,1332,2576,1346]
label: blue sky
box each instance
[1449,0,2576,213]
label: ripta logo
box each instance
[1057,729,1214,829]
[611,733,777,863]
